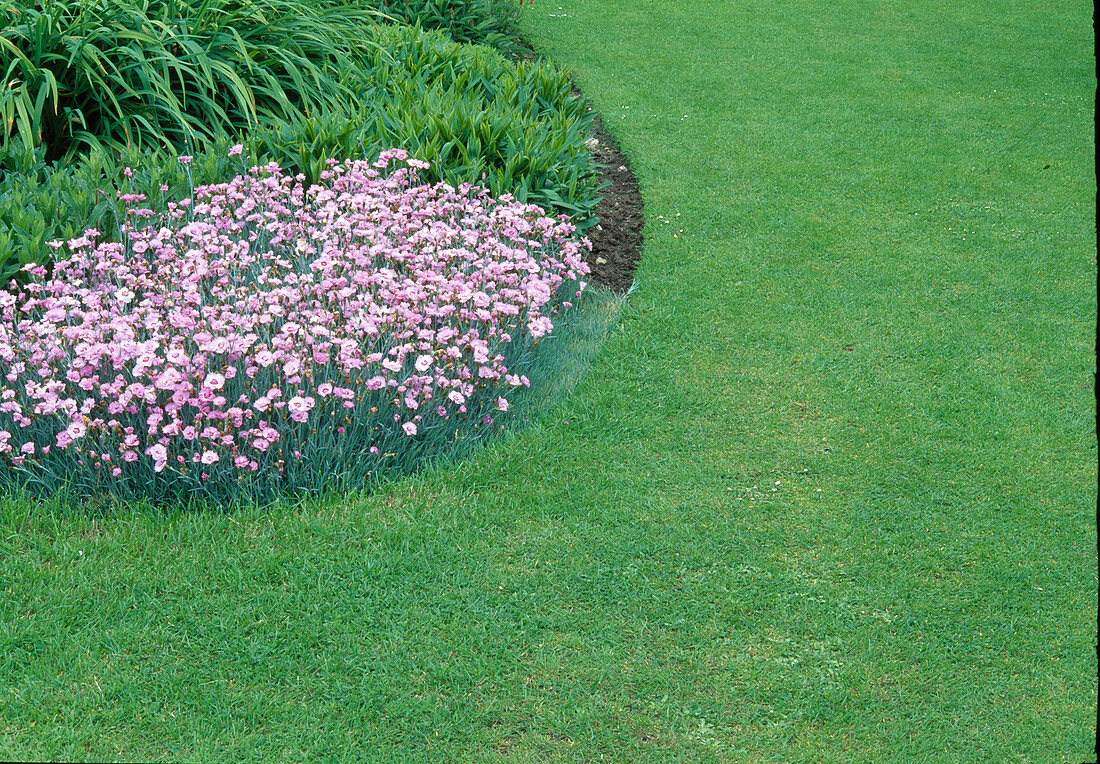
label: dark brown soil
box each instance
[581,113,644,292]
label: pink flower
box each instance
[526,278,552,304]
[228,144,243,157]
[402,421,417,436]
[154,367,184,391]
[528,316,554,338]
[287,395,315,422]
[200,450,219,465]
[203,372,225,390]
[497,397,509,412]
[317,382,333,397]
[204,336,231,354]
[146,443,168,472]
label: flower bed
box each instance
[0,149,589,506]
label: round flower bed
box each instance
[0,149,589,506]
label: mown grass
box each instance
[1,0,1096,761]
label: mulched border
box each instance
[581,111,645,292]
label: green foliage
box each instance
[0,140,237,288]
[245,25,600,226]
[0,23,599,288]
[0,0,384,163]
[0,147,110,288]
[366,0,528,56]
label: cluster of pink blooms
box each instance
[0,148,589,493]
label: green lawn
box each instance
[1,0,1096,761]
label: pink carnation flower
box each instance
[287,395,315,422]
[146,443,168,472]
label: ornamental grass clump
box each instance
[0,148,589,507]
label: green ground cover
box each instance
[1,0,1096,760]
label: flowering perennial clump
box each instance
[0,149,589,504]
